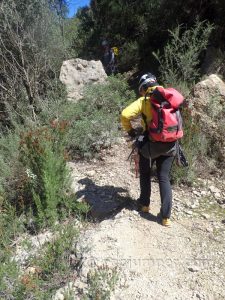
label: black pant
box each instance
[139,153,174,218]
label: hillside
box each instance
[1,1,225,298]
[12,138,225,299]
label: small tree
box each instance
[0,0,65,124]
[153,19,214,86]
[19,120,71,225]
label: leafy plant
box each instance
[64,75,135,158]
[171,107,209,185]
[0,221,82,300]
[118,41,140,72]
[0,131,21,194]
[84,265,119,300]
[19,120,72,226]
[34,224,79,277]
[153,19,214,86]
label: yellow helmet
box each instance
[112,47,119,56]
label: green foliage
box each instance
[0,0,66,127]
[84,265,119,300]
[0,256,23,300]
[18,121,72,225]
[0,203,25,251]
[153,20,214,86]
[72,0,225,74]
[64,17,81,57]
[63,75,135,158]
[0,131,21,194]
[0,222,81,299]
[0,203,27,299]
[33,224,79,278]
[171,107,209,185]
[118,41,140,72]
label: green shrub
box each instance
[18,121,73,226]
[0,255,23,300]
[63,75,135,158]
[171,107,209,185]
[153,19,214,87]
[118,41,140,72]
[84,265,119,300]
[68,111,118,159]
[0,222,82,300]
[0,203,26,299]
[0,131,21,194]
[33,224,79,278]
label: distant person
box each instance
[121,73,184,227]
[101,40,117,75]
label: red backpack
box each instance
[148,87,184,142]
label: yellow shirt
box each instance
[121,96,153,132]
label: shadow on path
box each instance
[139,211,159,223]
[75,177,159,225]
[75,177,135,220]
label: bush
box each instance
[118,41,140,72]
[0,131,21,194]
[171,107,209,185]
[153,19,214,87]
[0,221,82,299]
[63,75,135,158]
[32,224,79,279]
[84,265,119,300]
[18,121,72,226]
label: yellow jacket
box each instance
[121,96,152,132]
[121,86,162,132]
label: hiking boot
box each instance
[141,206,150,213]
[162,218,171,227]
[136,199,150,213]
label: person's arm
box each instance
[121,98,143,134]
[109,49,115,64]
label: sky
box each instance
[67,0,90,18]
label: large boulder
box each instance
[59,58,107,101]
[191,74,225,115]
[189,74,225,168]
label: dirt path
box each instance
[69,138,225,300]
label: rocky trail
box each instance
[67,138,225,300]
[13,137,225,300]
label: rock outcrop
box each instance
[59,58,107,101]
[189,74,225,168]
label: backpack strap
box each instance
[176,110,182,131]
[143,93,165,134]
[152,88,168,104]
[141,112,147,130]
[142,95,150,131]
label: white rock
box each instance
[186,210,193,215]
[85,170,96,177]
[193,190,201,197]
[53,291,64,300]
[209,185,221,194]
[59,58,107,101]
[200,191,208,196]
[214,192,221,199]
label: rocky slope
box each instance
[13,137,225,300]
[64,138,225,300]
[14,71,225,299]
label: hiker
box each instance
[101,40,116,75]
[121,73,181,227]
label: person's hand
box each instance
[127,128,137,139]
